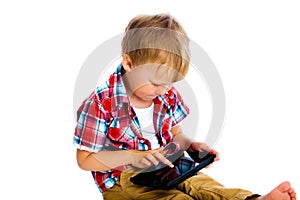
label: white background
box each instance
[1,0,299,199]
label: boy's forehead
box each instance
[128,63,183,83]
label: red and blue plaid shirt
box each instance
[73,64,189,192]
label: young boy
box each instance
[74,13,296,200]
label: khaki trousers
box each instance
[103,171,260,200]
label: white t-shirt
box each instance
[133,103,161,149]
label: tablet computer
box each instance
[130,146,216,190]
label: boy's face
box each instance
[131,81,172,101]
[122,63,178,102]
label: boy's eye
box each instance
[153,83,172,89]
[163,84,172,89]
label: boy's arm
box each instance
[76,149,131,171]
[76,147,174,171]
[171,125,193,151]
[172,125,220,163]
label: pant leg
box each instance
[177,172,259,200]
[103,171,194,200]
[102,180,132,200]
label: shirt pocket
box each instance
[107,120,142,149]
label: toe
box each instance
[277,181,291,192]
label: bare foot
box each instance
[257,181,296,200]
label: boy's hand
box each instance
[129,147,174,169]
[188,142,220,168]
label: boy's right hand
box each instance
[129,147,174,169]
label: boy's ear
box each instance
[122,54,133,72]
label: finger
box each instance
[151,146,168,156]
[136,158,152,168]
[152,146,164,152]
[288,188,296,198]
[205,163,212,169]
[209,150,220,161]
[201,144,211,152]
[145,153,160,166]
[215,153,220,161]
[153,152,174,168]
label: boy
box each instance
[74,13,296,199]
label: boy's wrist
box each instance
[124,149,137,166]
[173,135,193,151]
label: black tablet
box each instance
[130,149,216,190]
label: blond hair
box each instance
[121,13,190,81]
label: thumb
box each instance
[151,146,164,153]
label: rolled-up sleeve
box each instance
[73,95,110,153]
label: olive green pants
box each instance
[103,172,260,200]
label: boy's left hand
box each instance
[188,142,220,168]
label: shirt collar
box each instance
[109,64,130,110]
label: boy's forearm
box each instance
[171,125,193,151]
[77,149,132,171]
[173,133,193,151]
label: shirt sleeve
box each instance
[73,93,110,153]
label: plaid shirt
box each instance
[73,64,189,192]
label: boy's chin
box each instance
[140,96,157,101]
[147,95,158,100]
